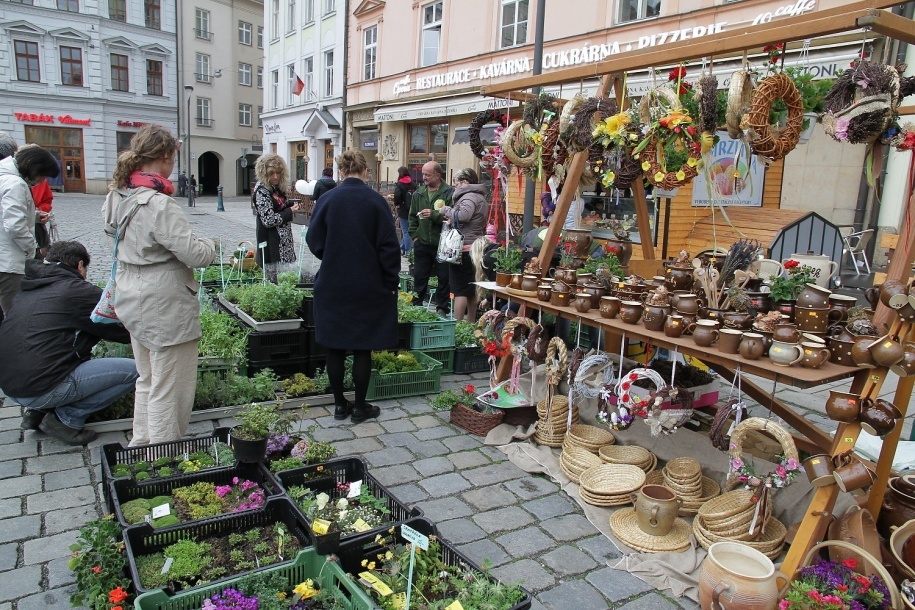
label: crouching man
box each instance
[0,241,138,444]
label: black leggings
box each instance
[326,348,371,407]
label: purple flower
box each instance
[267,433,290,455]
[205,588,258,610]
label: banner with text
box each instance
[691,131,766,207]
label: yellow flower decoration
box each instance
[601,171,616,188]
[368,562,376,570]
[687,157,698,167]
[531,133,544,147]
[293,580,318,599]
[385,551,393,560]
[361,559,368,567]
[676,170,686,181]
[654,172,666,182]
[641,161,651,171]
[700,132,715,154]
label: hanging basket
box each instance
[450,402,503,436]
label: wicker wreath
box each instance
[746,73,803,162]
[523,91,558,130]
[526,324,548,362]
[725,417,800,493]
[502,316,535,344]
[500,120,538,168]
[539,118,563,178]
[637,135,702,190]
[559,93,587,147]
[822,61,901,145]
[570,97,619,152]
[726,70,755,139]
[639,87,680,126]
[468,109,507,160]
[614,368,693,435]
[545,337,569,386]
[474,310,506,347]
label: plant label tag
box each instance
[144,514,151,524]
[161,557,173,574]
[312,519,331,535]
[352,518,371,532]
[258,241,268,249]
[184,452,189,461]
[401,524,429,551]
[445,602,465,610]
[152,503,171,519]
[392,592,406,608]
[358,572,393,596]
[347,480,362,498]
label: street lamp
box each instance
[375,152,383,192]
[184,85,194,201]
[302,154,310,181]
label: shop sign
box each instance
[14,112,92,126]
[375,97,513,123]
[691,132,766,208]
[117,120,148,128]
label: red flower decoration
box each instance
[842,558,857,569]
[628,373,638,381]
[109,586,128,603]
[621,382,631,390]
[621,394,630,402]
[668,66,687,81]
[92,566,101,573]
[783,259,800,269]
[465,384,476,394]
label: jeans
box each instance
[399,217,412,254]
[11,358,138,429]
[412,241,450,311]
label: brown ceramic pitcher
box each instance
[825,391,865,423]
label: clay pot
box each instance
[619,301,644,324]
[582,282,606,308]
[880,279,909,309]
[669,290,691,310]
[599,296,621,319]
[678,312,698,335]
[799,342,831,369]
[495,272,512,287]
[828,338,856,367]
[851,336,877,368]
[772,300,796,322]
[702,308,729,324]
[537,283,552,302]
[721,311,754,330]
[551,267,577,285]
[665,266,694,291]
[698,542,787,610]
[868,334,905,367]
[795,306,831,333]
[828,294,857,322]
[772,323,800,344]
[825,391,863,423]
[675,293,703,315]
[575,272,593,286]
[607,237,633,266]
[509,274,524,290]
[572,292,593,313]
[565,228,593,257]
[878,477,915,538]
[860,399,902,436]
[744,292,772,314]
[718,329,744,354]
[690,320,720,348]
[796,283,832,309]
[642,304,671,332]
[754,328,774,352]
[631,484,682,536]
[768,340,804,367]
[664,315,687,338]
[890,342,915,377]
[520,274,540,292]
[551,284,571,307]
[833,459,875,492]
[803,454,835,487]
[738,333,765,360]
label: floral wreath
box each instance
[475,310,511,358]
[468,109,509,169]
[822,60,901,145]
[633,90,703,190]
[727,417,800,495]
[591,107,643,191]
[605,368,694,435]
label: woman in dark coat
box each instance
[253,154,299,280]
[306,150,400,424]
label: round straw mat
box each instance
[559,459,583,484]
[537,396,570,417]
[679,477,722,516]
[698,489,757,521]
[561,446,602,474]
[610,508,692,553]
[663,476,703,499]
[662,466,702,487]
[567,424,616,452]
[694,516,787,555]
[580,464,646,496]
[693,524,784,561]
[703,498,773,533]
[579,488,634,507]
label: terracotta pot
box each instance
[795,306,831,333]
[878,477,915,538]
[890,342,915,377]
[738,333,765,360]
[868,334,905,367]
[537,283,552,302]
[851,336,877,368]
[860,399,902,436]
[772,300,796,322]
[551,267,577,285]
[698,542,787,610]
[828,294,857,322]
[721,311,754,330]
[799,342,831,369]
[828,338,856,367]
[642,304,671,332]
[630,484,682,536]
[607,237,633,266]
[551,290,571,308]
[690,321,720,348]
[796,283,832,309]
[572,292,593,313]
[772,323,800,344]
[665,266,694,291]
[803,454,835,487]
[509,274,524,290]
[718,329,744,354]
[520,274,540,292]
[575,272,593,286]
[582,282,606,308]
[664,315,687,338]
[768,340,804,367]
[565,228,593,257]
[619,301,644,324]
[599,296,621,319]
[825,391,864,423]
[675,293,703,315]
[495,272,512,287]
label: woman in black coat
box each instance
[305,150,400,424]
[252,154,300,280]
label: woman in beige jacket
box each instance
[102,125,215,446]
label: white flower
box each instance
[336,498,348,510]
[316,493,330,510]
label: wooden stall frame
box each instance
[480,0,915,579]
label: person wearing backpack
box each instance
[393,166,416,256]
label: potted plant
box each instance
[491,245,522,286]
[287,489,344,555]
[766,259,816,320]
[430,384,504,436]
[230,402,298,463]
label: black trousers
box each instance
[412,241,450,311]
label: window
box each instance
[618,0,660,23]
[59,46,82,86]
[287,0,295,32]
[116,132,135,155]
[57,0,79,11]
[238,21,252,45]
[271,69,279,109]
[145,0,160,29]
[271,0,279,38]
[110,53,129,91]
[303,56,313,100]
[15,41,40,82]
[108,0,126,21]
[323,51,333,97]
[257,105,263,127]
[287,64,298,105]
[239,103,252,126]
[195,53,210,83]
[146,59,162,95]
[421,1,442,67]
[195,8,212,40]
[257,66,263,88]
[363,25,377,81]
[303,0,314,23]
[257,26,264,48]
[409,123,448,154]
[238,62,252,86]
[500,0,528,48]
[197,97,212,127]
[323,0,334,15]
[10,0,34,4]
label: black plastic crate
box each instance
[300,294,315,328]
[396,322,412,350]
[110,463,282,530]
[454,346,489,374]
[304,356,326,378]
[246,328,309,362]
[274,458,421,544]
[306,327,327,357]
[124,497,311,596]
[248,358,309,378]
[337,517,532,610]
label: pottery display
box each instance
[796,283,832,309]
[565,228,593,257]
[867,335,905,367]
[642,304,671,332]
[828,294,857,322]
[799,342,831,369]
[859,399,902,436]
[690,320,720,348]
[851,335,877,368]
[721,311,754,330]
[772,323,801,344]
[599,296,621,319]
[630,484,682,536]
[718,329,743,354]
[619,301,644,324]
[675,294,703,315]
[698,542,786,610]
[803,454,835,487]
[537,283,552,302]
[795,306,831,333]
[824,391,863,423]
[495,272,512,287]
[828,338,856,367]
[582,282,606,308]
[738,333,765,360]
[665,266,693,291]
[572,292,593,313]
[833,458,874,492]
[768,341,804,367]
[664,315,687,338]
[783,252,839,288]
[890,342,915,377]
[520,274,540,292]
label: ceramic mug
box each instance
[772,324,801,344]
[796,283,832,309]
[834,459,875,493]
[509,274,524,290]
[690,320,720,348]
[718,329,744,354]
[599,296,621,319]
[795,306,831,333]
[800,342,831,369]
[572,293,593,313]
[890,342,915,377]
[664,315,687,338]
[825,391,865,423]
[768,340,804,367]
[537,283,552,302]
[738,333,766,360]
[880,280,909,309]
[828,294,858,322]
[642,305,669,332]
[868,335,905,367]
[803,454,836,487]
[860,399,902,436]
[619,301,644,324]
[674,293,703,315]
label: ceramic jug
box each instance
[520,274,540,292]
[738,333,765,360]
[675,293,703,315]
[642,304,671,332]
[509,274,524,290]
[868,335,905,367]
[768,340,804,367]
[565,228,593,257]
[783,252,840,288]
[572,292,593,313]
[664,315,687,338]
[537,283,552,302]
[630,484,681,536]
[698,542,788,610]
[796,283,832,309]
[825,391,864,423]
[599,296,621,319]
[800,342,831,369]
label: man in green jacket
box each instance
[408,161,452,315]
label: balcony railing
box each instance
[194,29,213,40]
[195,72,211,84]
[196,117,214,127]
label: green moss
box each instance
[150,496,172,508]
[135,471,150,481]
[157,466,173,477]
[121,504,150,525]
[153,456,172,467]
[132,461,151,472]
[152,515,181,528]
[269,457,305,473]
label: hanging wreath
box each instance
[569,97,619,152]
[539,119,565,178]
[697,74,720,135]
[559,93,587,148]
[726,417,800,502]
[590,107,643,191]
[638,87,680,126]
[726,70,755,139]
[633,90,703,190]
[468,109,508,162]
[613,368,694,435]
[544,337,568,386]
[745,73,804,162]
[474,310,511,357]
[500,120,538,168]
[523,91,558,130]
[822,61,901,145]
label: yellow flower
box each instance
[532,133,544,147]
[700,132,715,154]
[385,551,393,560]
[601,172,616,188]
[676,170,686,181]
[377,554,384,561]
[687,157,698,167]
[641,161,651,171]
[368,562,376,570]
[654,172,666,182]
[361,559,368,567]
[603,115,622,136]
[277,592,287,600]
[293,579,318,599]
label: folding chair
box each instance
[842,229,873,275]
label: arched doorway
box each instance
[238,153,259,195]
[199,151,220,195]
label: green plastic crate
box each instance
[398,273,414,293]
[133,548,374,610]
[408,312,456,350]
[419,347,455,374]
[366,350,443,400]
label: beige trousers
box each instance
[128,338,198,446]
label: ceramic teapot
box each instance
[782,252,839,288]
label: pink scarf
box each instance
[127,171,175,196]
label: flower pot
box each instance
[313,529,341,555]
[607,237,633,266]
[798,112,819,144]
[229,429,268,463]
[495,272,512,287]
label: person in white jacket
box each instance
[0,145,60,317]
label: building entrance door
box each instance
[24,126,85,193]
[323,141,334,172]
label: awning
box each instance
[373,95,518,123]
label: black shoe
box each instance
[21,408,45,430]
[38,412,97,445]
[334,401,353,420]
[436,308,450,318]
[351,403,381,424]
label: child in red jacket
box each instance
[30,179,52,260]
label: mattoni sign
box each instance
[374,96,514,123]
